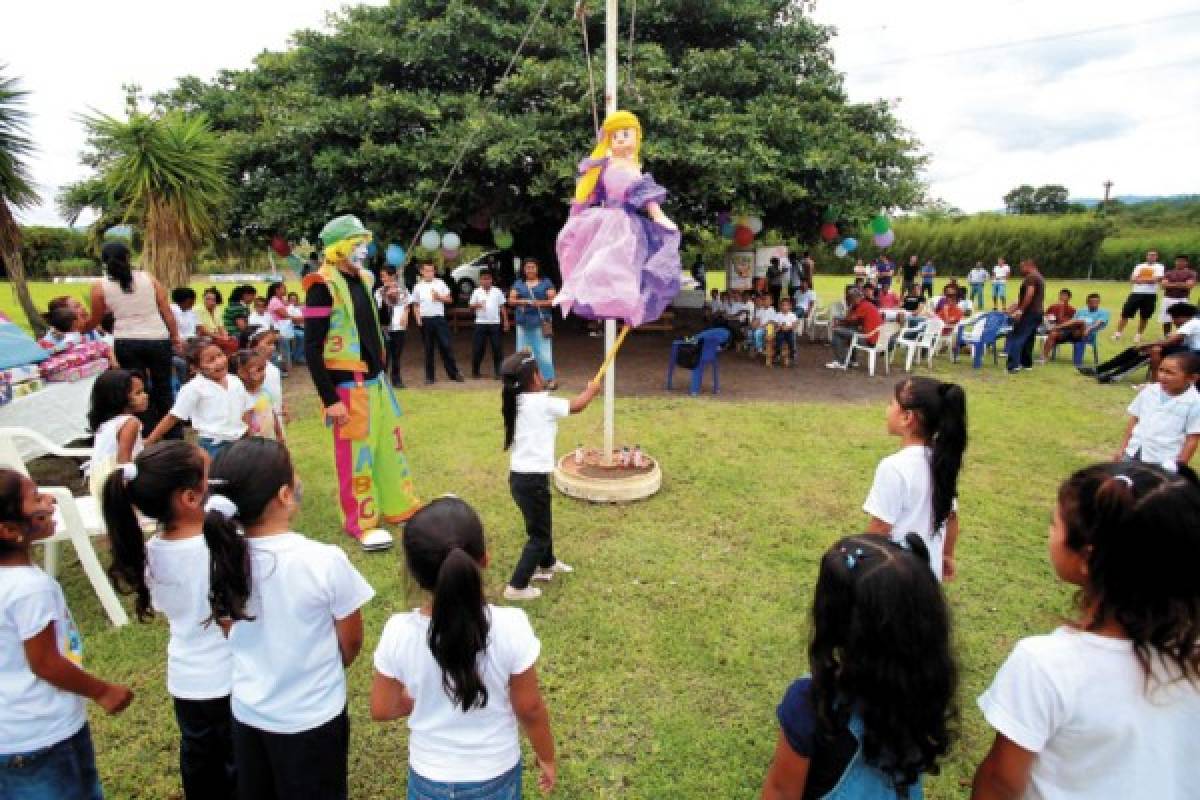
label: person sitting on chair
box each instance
[774,298,799,366]
[1042,292,1108,363]
[826,288,882,370]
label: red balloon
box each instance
[733,226,755,248]
[270,236,291,257]
[819,223,839,242]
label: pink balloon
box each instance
[873,230,895,248]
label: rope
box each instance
[577,2,600,135]
[403,0,552,264]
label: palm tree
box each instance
[0,68,46,333]
[81,109,229,288]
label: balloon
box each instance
[747,216,764,234]
[366,241,378,258]
[493,229,514,249]
[270,235,290,257]
[442,248,459,261]
[733,226,755,248]
[842,237,858,253]
[819,223,839,242]
[717,211,731,225]
[442,232,461,251]
[720,221,735,239]
[873,230,895,248]
[822,206,839,223]
[870,215,890,235]
[420,230,441,251]
[385,244,406,266]
[834,245,848,258]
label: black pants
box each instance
[472,323,503,376]
[421,317,460,381]
[232,708,348,800]
[509,472,555,589]
[115,338,176,436]
[387,330,406,385]
[173,695,235,800]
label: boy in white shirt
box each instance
[791,280,816,320]
[1116,351,1200,471]
[469,269,509,379]
[412,263,464,383]
[750,295,778,354]
[773,298,800,365]
[991,258,1011,310]
[376,267,417,388]
[144,342,254,459]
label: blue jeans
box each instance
[969,283,985,309]
[0,723,102,800]
[515,325,555,381]
[407,762,522,800]
[289,329,306,364]
[1006,311,1042,371]
[197,437,231,459]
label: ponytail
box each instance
[430,548,490,711]
[101,241,134,293]
[100,441,206,621]
[403,497,491,711]
[500,351,539,451]
[895,377,968,532]
[201,507,253,623]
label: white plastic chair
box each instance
[845,322,901,376]
[893,318,942,372]
[809,301,845,343]
[0,427,129,626]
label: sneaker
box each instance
[360,529,394,552]
[546,560,574,574]
[1006,368,1021,375]
[1077,366,1097,377]
[532,569,555,582]
[1098,373,1115,384]
[453,374,466,383]
[1036,357,1047,365]
[825,361,846,370]
[503,585,542,601]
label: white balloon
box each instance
[834,245,848,258]
[420,230,441,250]
[442,232,461,250]
[747,216,764,234]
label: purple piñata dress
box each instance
[555,158,681,327]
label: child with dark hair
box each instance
[145,340,253,458]
[232,350,283,441]
[762,534,957,799]
[202,438,374,800]
[0,469,133,798]
[1115,351,1200,471]
[39,306,78,352]
[500,351,600,600]
[864,377,968,581]
[87,369,149,499]
[370,496,557,796]
[222,285,256,336]
[171,287,198,340]
[249,329,286,428]
[101,441,235,798]
[972,463,1200,799]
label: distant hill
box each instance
[1071,194,1200,208]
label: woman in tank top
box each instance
[86,241,182,434]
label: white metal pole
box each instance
[602,0,618,466]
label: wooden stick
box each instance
[592,324,631,384]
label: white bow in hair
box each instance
[120,463,138,482]
[204,494,239,518]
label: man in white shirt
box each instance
[376,266,417,388]
[1113,250,1164,343]
[967,262,989,310]
[991,258,1011,310]
[412,262,464,383]
[469,269,509,379]
[791,279,816,320]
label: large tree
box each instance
[151,0,924,264]
[0,68,45,333]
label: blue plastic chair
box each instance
[1050,320,1106,366]
[955,311,1011,368]
[667,328,728,395]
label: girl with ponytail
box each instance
[973,464,1200,799]
[370,496,557,798]
[100,440,235,798]
[202,437,374,800]
[864,376,968,581]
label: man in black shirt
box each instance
[1005,258,1045,373]
[304,215,419,550]
[901,255,919,295]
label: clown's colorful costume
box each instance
[304,215,418,549]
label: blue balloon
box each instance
[719,221,735,239]
[842,237,858,253]
[385,244,406,267]
[366,241,378,258]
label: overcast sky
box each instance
[7,0,1199,226]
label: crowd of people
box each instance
[2,240,1199,800]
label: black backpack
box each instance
[675,338,702,369]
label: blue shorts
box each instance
[407,762,522,800]
[0,724,102,800]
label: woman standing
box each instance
[86,241,182,435]
[509,259,558,390]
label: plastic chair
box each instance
[1050,320,1107,366]
[0,427,129,627]
[666,328,728,395]
[893,318,942,372]
[808,301,845,343]
[955,312,1011,369]
[845,322,901,376]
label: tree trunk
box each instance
[143,194,194,289]
[0,202,46,335]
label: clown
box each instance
[303,215,419,550]
[555,110,681,327]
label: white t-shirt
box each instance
[733,301,755,319]
[1175,317,1200,351]
[228,533,374,733]
[1130,262,1164,294]
[377,286,413,332]
[88,414,144,500]
[753,307,777,327]
[775,311,799,330]
[993,264,1011,284]
[794,289,816,314]
[263,362,283,415]
[471,287,507,325]
[862,445,947,580]
[968,267,989,285]
[1125,384,1200,469]
[247,311,273,331]
[0,566,87,753]
[510,392,570,474]
[145,535,232,700]
[172,304,197,338]
[978,627,1200,800]
[414,279,451,318]
[170,374,252,442]
[373,606,541,783]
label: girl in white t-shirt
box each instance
[201,437,374,800]
[0,469,133,798]
[863,377,967,581]
[100,440,235,798]
[145,340,253,459]
[86,368,149,499]
[370,496,557,797]
[500,350,601,600]
[972,463,1200,800]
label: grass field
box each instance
[0,277,1149,798]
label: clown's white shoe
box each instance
[361,529,394,552]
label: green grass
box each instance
[0,279,1144,798]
